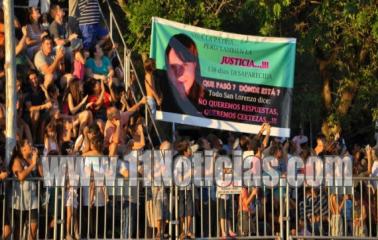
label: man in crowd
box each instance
[105,97,146,156]
[49,4,79,48]
[78,0,109,50]
[34,35,65,87]
[24,69,52,143]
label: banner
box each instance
[150,17,296,137]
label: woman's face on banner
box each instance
[167,48,196,96]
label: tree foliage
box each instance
[120,0,240,53]
[120,0,378,144]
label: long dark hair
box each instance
[144,58,155,74]
[9,139,29,172]
[165,34,204,105]
[27,7,40,25]
[63,77,81,106]
[83,78,99,96]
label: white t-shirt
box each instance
[34,50,55,75]
[371,161,378,188]
[173,156,192,191]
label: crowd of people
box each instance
[0,1,378,240]
[0,1,145,239]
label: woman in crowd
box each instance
[10,140,43,240]
[25,7,48,58]
[84,77,111,122]
[85,44,115,83]
[62,77,88,115]
[62,77,93,133]
[82,125,107,238]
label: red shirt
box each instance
[87,91,111,109]
[0,23,4,46]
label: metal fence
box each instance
[1,176,378,240]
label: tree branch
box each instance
[215,0,232,16]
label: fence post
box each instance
[109,8,113,39]
[286,179,290,240]
[280,178,284,239]
[125,50,131,91]
[3,0,17,166]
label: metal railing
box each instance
[286,177,378,240]
[98,1,162,145]
[2,173,378,240]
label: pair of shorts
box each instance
[178,190,193,218]
[218,198,232,220]
[13,209,38,224]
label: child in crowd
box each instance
[43,121,60,155]
[72,40,86,81]
[353,192,367,236]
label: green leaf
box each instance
[273,3,281,19]
[282,0,291,7]
[372,21,378,41]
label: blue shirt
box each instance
[342,199,353,220]
[85,56,111,76]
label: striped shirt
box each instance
[299,192,329,220]
[78,0,101,25]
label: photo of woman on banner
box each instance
[164,33,205,116]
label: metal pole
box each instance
[3,0,17,166]
[125,51,131,91]
[172,123,176,143]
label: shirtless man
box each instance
[144,58,162,116]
